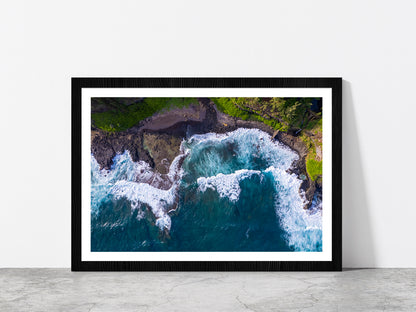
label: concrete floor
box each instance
[0,269,415,311]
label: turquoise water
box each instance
[91,128,322,252]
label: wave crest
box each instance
[91,128,322,251]
[186,128,322,251]
[197,169,261,202]
[91,145,188,231]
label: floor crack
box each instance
[235,295,257,312]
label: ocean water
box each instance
[91,128,322,252]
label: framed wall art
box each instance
[72,78,342,271]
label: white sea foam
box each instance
[91,145,189,230]
[111,180,177,230]
[265,166,322,251]
[90,153,151,214]
[92,128,322,250]
[187,128,298,170]
[197,169,261,202]
[189,128,322,251]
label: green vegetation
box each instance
[91,97,198,132]
[305,117,322,131]
[213,97,282,130]
[306,158,322,181]
[212,96,324,181]
[251,115,285,131]
[212,97,320,131]
[92,96,324,182]
[300,122,323,181]
[212,98,251,120]
[299,133,315,152]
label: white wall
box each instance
[1,0,415,268]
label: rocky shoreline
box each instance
[91,98,319,209]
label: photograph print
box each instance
[72,78,341,271]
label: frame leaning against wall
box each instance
[72,77,342,271]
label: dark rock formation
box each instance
[91,98,318,209]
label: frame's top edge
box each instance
[71,77,343,89]
[71,77,343,79]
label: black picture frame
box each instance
[72,77,342,271]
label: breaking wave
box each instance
[91,145,188,230]
[91,128,322,251]
[197,169,261,202]
[182,128,322,251]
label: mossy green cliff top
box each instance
[91,97,323,183]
